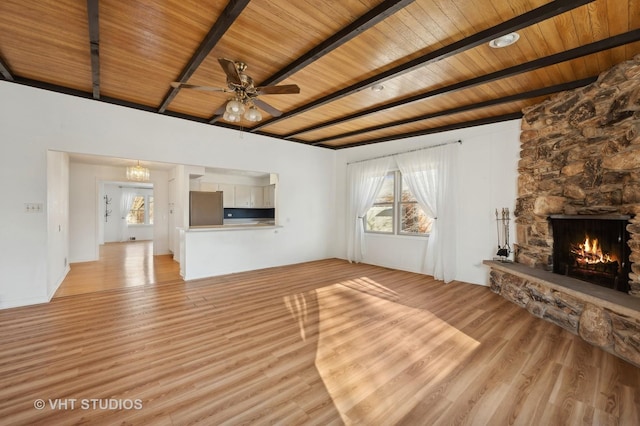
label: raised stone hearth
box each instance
[515,55,640,297]
[485,260,640,367]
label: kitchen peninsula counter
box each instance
[187,223,279,231]
[178,224,283,280]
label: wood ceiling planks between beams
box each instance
[250,0,595,133]
[308,77,598,145]
[208,0,417,124]
[157,0,251,114]
[288,28,640,143]
[255,0,416,88]
[323,112,525,149]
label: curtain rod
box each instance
[346,139,462,165]
[119,185,153,190]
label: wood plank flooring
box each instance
[54,241,181,297]
[1,259,639,425]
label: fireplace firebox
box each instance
[549,215,631,293]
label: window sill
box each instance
[364,232,430,240]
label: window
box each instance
[365,171,432,235]
[126,195,153,225]
[365,172,394,233]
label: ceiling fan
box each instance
[171,58,300,123]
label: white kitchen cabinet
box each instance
[217,183,235,207]
[251,186,264,208]
[263,184,275,207]
[234,185,252,207]
[215,184,273,208]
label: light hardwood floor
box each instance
[2,259,639,424]
[54,241,181,297]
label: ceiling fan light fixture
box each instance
[244,106,262,122]
[226,99,245,114]
[489,32,520,48]
[223,111,241,122]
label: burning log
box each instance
[570,235,619,275]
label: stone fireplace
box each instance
[485,55,640,367]
[514,55,640,297]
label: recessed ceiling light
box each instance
[489,32,520,48]
[371,84,385,92]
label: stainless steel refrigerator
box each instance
[189,191,224,226]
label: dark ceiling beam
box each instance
[250,0,594,132]
[86,0,100,99]
[290,29,640,140]
[258,0,415,87]
[0,56,14,81]
[309,76,597,145]
[157,0,250,114]
[327,112,523,150]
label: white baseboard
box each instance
[48,265,71,301]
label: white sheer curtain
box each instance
[120,189,137,242]
[346,157,391,262]
[395,143,459,282]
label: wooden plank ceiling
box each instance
[1,0,639,149]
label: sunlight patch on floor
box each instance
[282,276,481,424]
[311,278,480,424]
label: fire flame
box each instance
[570,236,614,264]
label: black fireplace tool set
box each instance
[495,207,512,262]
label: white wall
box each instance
[46,151,70,299]
[334,120,520,286]
[103,183,121,243]
[0,79,517,309]
[0,81,335,309]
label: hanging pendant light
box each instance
[244,106,262,122]
[223,111,241,122]
[225,98,245,115]
[126,161,150,182]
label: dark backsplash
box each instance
[224,208,275,219]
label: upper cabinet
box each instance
[234,185,252,208]
[251,186,264,208]
[192,168,277,209]
[234,185,266,208]
[263,184,275,208]
[218,183,235,207]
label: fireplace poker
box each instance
[504,208,511,254]
[495,209,502,251]
[495,207,510,258]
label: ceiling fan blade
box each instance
[213,104,227,116]
[170,82,228,92]
[256,84,300,95]
[253,98,283,117]
[218,58,242,85]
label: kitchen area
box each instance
[170,164,283,280]
[188,179,276,228]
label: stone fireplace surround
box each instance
[485,56,640,367]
